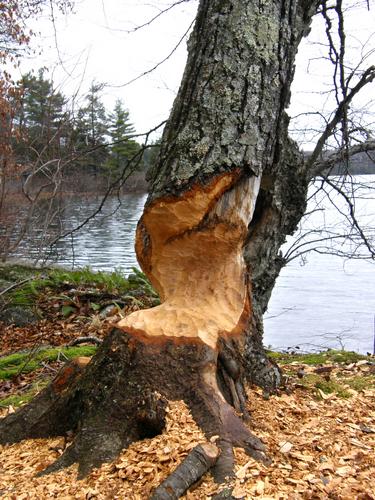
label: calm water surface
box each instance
[11,180,375,353]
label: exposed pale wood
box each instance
[118,174,260,348]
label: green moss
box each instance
[0,380,49,408]
[315,379,351,399]
[296,373,322,388]
[345,376,375,391]
[329,351,368,364]
[0,346,97,380]
[0,263,42,283]
[266,349,369,366]
[6,266,158,309]
[297,373,365,398]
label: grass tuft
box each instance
[315,379,352,399]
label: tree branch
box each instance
[310,138,375,176]
[306,65,375,174]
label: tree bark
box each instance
[0,0,320,492]
[137,0,318,390]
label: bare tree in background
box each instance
[0,0,75,261]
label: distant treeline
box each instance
[7,69,159,181]
[306,150,375,175]
[333,151,375,175]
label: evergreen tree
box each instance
[106,99,140,177]
[13,69,68,164]
[73,82,108,171]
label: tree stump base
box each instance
[0,328,269,486]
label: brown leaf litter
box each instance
[0,380,374,499]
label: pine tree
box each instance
[13,69,68,164]
[73,82,108,171]
[106,99,140,177]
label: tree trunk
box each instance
[0,0,319,491]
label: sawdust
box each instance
[0,379,374,499]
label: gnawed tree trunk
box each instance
[0,0,319,492]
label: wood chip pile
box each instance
[1,378,374,499]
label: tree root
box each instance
[0,328,270,493]
[151,443,220,500]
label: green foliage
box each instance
[7,70,142,180]
[106,99,141,177]
[13,69,68,164]
[72,81,109,170]
[61,305,76,317]
[0,346,97,380]
[128,267,159,298]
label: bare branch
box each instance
[319,174,375,259]
[306,65,375,173]
[311,139,375,176]
[114,0,192,34]
[44,120,166,253]
[108,19,195,89]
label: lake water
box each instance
[10,177,375,354]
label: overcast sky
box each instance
[19,0,375,147]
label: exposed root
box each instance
[212,439,235,483]
[0,356,91,443]
[150,443,220,500]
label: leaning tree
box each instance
[1,0,375,495]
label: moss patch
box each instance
[6,266,158,308]
[315,379,352,399]
[267,349,369,366]
[0,346,97,380]
[0,380,50,408]
[345,376,375,391]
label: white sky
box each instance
[18,0,375,146]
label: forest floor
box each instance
[0,264,374,499]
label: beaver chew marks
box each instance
[118,173,261,348]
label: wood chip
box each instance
[279,441,293,453]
